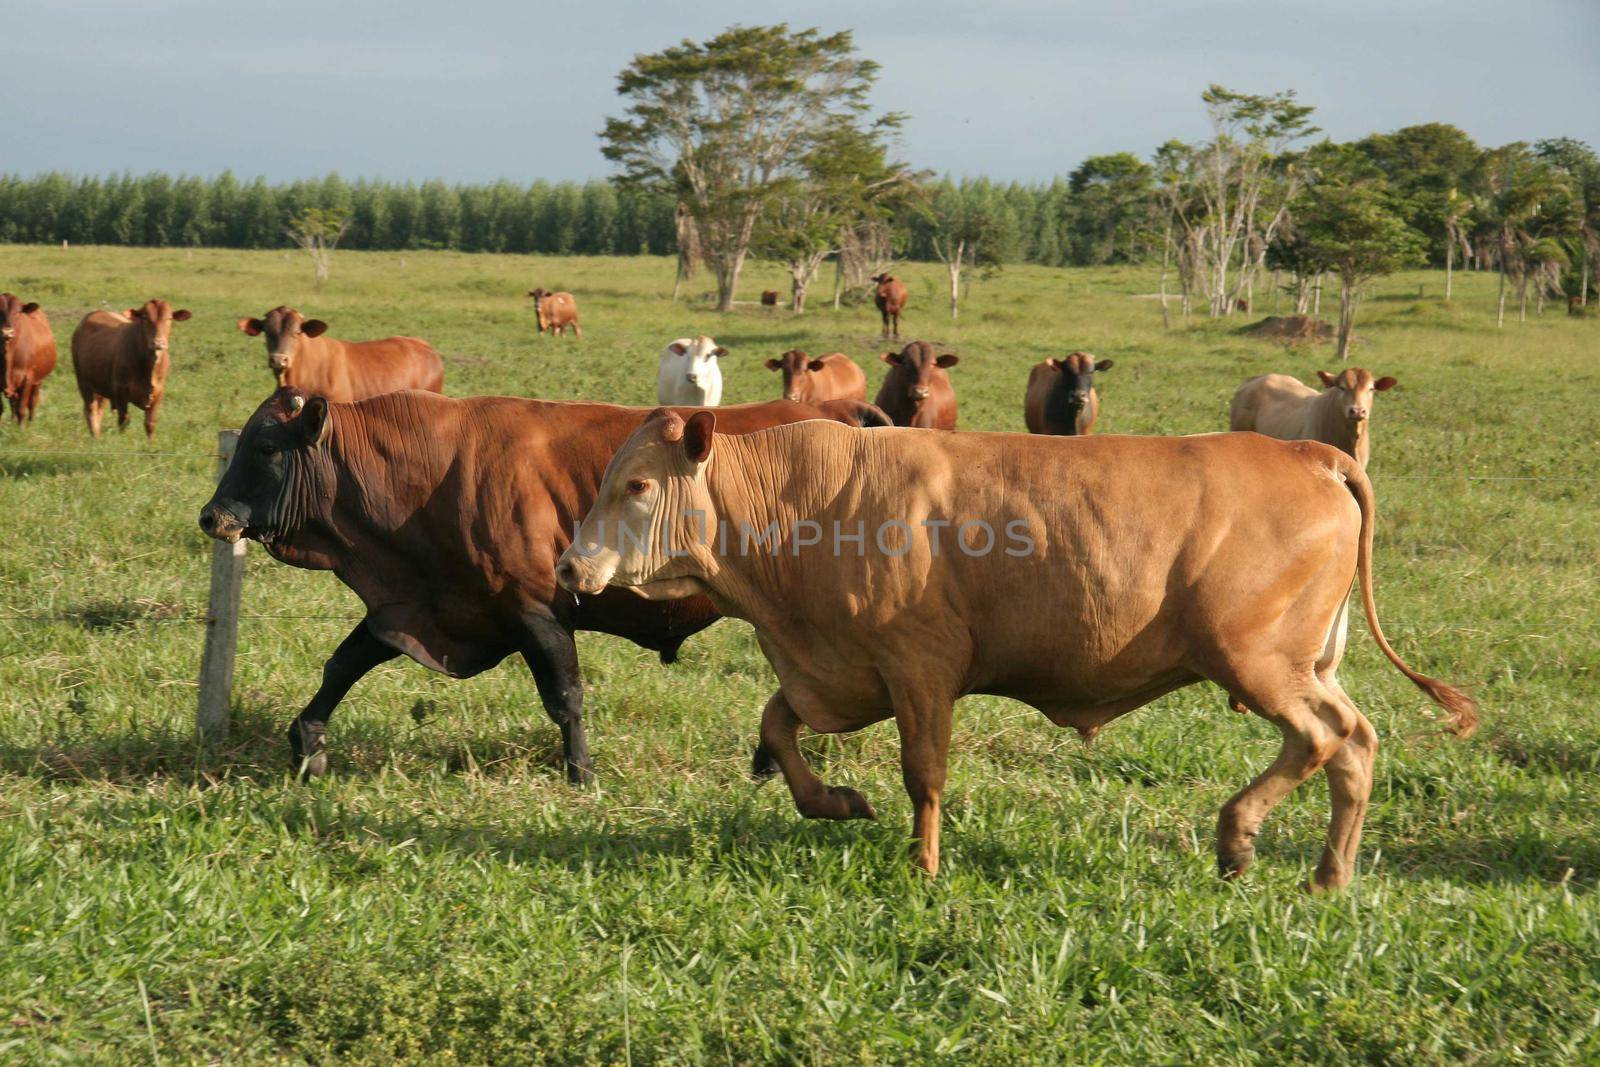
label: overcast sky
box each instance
[8,0,1597,184]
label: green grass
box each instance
[1,246,1597,1063]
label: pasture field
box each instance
[1,244,1598,1063]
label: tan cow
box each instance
[71,300,191,438]
[237,306,444,403]
[764,350,867,405]
[1024,352,1113,436]
[556,415,1476,890]
[0,293,56,424]
[529,289,581,337]
[1229,369,1396,468]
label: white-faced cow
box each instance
[557,414,1476,890]
[657,336,725,407]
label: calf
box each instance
[873,341,958,429]
[197,390,882,784]
[529,289,581,337]
[1229,368,1396,468]
[872,274,909,338]
[0,293,56,424]
[557,414,1476,890]
[657,336,725,406]
[237,306,444,403]
[71,300,191,438]
[1023,352,1113,435]
[764,350,867,405]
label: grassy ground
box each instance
[1,245,1597,1063]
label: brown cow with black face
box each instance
[872,274,909,339]
[528,289,581,337]
[71,299,192,438]
[874,341,958,429]
[197,389,890,785]
[236,306,444,403]
[764,350,867,405]
[0,293,57,424]
[1024,352,1114,436]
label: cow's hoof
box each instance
[288,720,327,780]
[752,744,780,781]
[827,785,877,821]
[565,761,596,787]
[1217,848,1254,880]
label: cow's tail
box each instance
[1336,451,1479,738]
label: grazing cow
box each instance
[236,306,444,403]
[1229,368,1396,468]
[556,414,1477,889]
[760,290,779,308]
[872,274,909,338]
[874,341,958,429]
[0,293,56,424]
[1023,352,1114,436]
[1236,298,1251,313]
[764,350,867,405]
[657,336,725,406]
[70,300,191,438]
[197,389,885,783]
[529,289,581,337]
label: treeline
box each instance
[0,172,682,255]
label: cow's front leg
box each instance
[289,621,399,779]
[521,611,592,786]
[757,690,875,821]
[894,696,953,876]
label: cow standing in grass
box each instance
[872,274,908,339]
[1229,368,1396,468]
[236,306,444,403]
[1023,353,1113,436]
[557,413,1476,889]
[529,289,581,337]
[0,293,56,425]
[71,300,191,438]
[765,350,867,405]
[874,341,958,429]
[657,336,725,406]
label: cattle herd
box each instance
[2,276,1472,892]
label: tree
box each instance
[1295,182,1424,359]
[1535,137,1600,306]
[600,24,893,311]
[1065,153,1158,265]
[754,120,918,312]
[917,181,1005,319]
[1472,144,1572,326]
[286,207,351,287]
[1357,123,1481,264]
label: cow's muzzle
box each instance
[199,505,246,544]
[910,386,930,400]
[555,551,611,596]
[1347,408,1368,422]
[784,391,800,403]
[0,328,14,341]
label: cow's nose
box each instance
[784,392,800,402]
[1072,390,1090,402]
[910,386,930,400]
[1349,408,1367,421]
[199,509,218,535]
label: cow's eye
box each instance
[257,441,276,457]
[626,478,649,495]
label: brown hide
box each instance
[765,350,867,405]
[872,274,909,337]
[529,289,581,336]
[1023,352,1112,436]
[873,341,957,429]
[237,306,444,402]
[0,293,57,424]
[71,299,190,438]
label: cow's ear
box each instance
[300,396,333,446]
[301,319,329,338]
[881,351,901,364]
[1374,376,1396,391]
[21,302,39,314]
[935,354,959,369]
[807,359,826,372]
[683,410,715,463]
[764,358,782,371]
[172,309,192,322]
[1316,370,1336,388]
[237,317,263,336]
[1046,358,1063,371]
[669,342,687,356]
[125,308,141,320]
[712,346,728,358]
[1094,358,1114,372]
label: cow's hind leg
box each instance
[758,690,875,821]
[288,621,400,778]
[115,404,129,432]
[1315,681,1377,890]
[83,395,104,438]
[520,611,592,786]
[893,693,954,875]
[1217,673,1356,883]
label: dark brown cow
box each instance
[760,290,779,307]
[529,289,581,337]
[0,293,57,424]
[71,300,191,438]
[197,389,889,784]
[236,306,444,403]
[874,341,958,429]
[1023,352,1114,436]
[764,350,868,405]
[872,274,909,338]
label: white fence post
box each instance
[197,430,245,742]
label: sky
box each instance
[7,0,1598,185]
